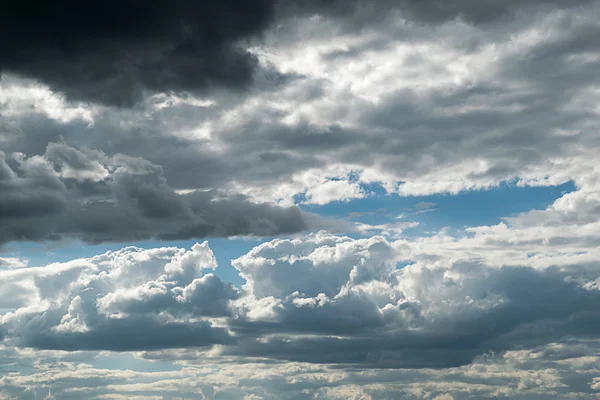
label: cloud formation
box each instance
[2,167,600,394]
[0,242,237,351]
[2,340,599,399]
[0,143,314,244]
[2,218,600,366]
[2,0,600,398]
[1,1,279,106]
[227,231,600,368]
[3,0,600,220]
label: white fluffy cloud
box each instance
[0,243,237,351]
[226,222,600,367]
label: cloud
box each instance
[1,211,600,394]
[3,167,600,363]
[229,0,600,199]
[2,340,600,399]
[3,0,582,107]
[5,209,593,365]
[0,1,281,106]
[26,317,233,352]
[0,243,237,351]
[3,1,600,398]
[224,231,600,368]
[5,0,597,207]
[0,257,28,270]
[415,202,436,209]
[0,144,320,245]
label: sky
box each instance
[1,1,600,399]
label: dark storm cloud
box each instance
[0,0,278,106]
[2,0,597,190]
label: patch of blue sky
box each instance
[301,180,576,237]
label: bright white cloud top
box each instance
[2,0,600,399]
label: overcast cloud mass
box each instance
[2,0,600,398]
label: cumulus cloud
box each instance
[0,243,237,351]
[3,222,600,368]
[225,230,600,368]
[1,186,600,394]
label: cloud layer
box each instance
[2,0,600,239]
[5,0,591,107]
[2,213,600,397]
[3,0,600,398]
[2,215,600,363]
[2,340,600,399]
[0,242,238,351]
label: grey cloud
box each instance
[44,142,109,182]
[107,273,239,318]
[229,272,600,368]
[0,0,509,109]
[38,7,593,199]
[2,1,600,398]
[281,0,596,31]
[229,266,600,368]
[4,340,598,399]
[24,318,234,351]
[232,292,388,339]
[4,2,598,207]
[258,3,600,197]
[0,145,316,245]
[3,0,590,108]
